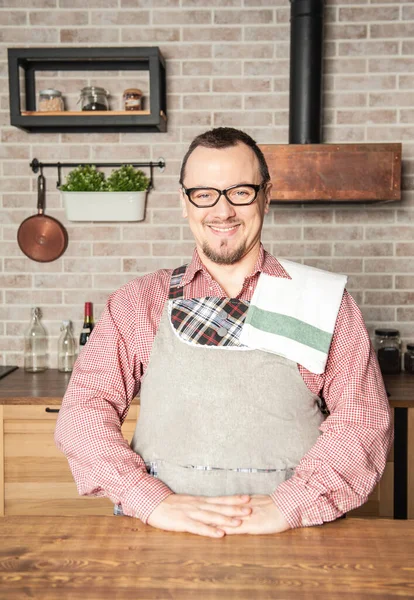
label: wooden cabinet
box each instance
[0,403,140,517]
[0,402,396,519]
[348,412,394,518]
[1,369,413,520]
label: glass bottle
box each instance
[79,302,94,351]
[24,307,48,372]
[404,344,414,374]
[58,320,76,373]
[374,328,401,375]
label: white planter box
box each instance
[61,191,148,222]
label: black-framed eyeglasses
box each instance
[182,182,266,208]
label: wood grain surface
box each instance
[260,143,401,202]
[0,517,413,599]
[384,372,414,408]
[2,404,139,517]
[21,111,167,120]
[0,369,72,404]
[22,110,151,116]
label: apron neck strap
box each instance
[169,265,187,299]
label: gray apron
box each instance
[129,267,324,498]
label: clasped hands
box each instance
[147,493,291,538]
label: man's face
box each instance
[180,143,271,266]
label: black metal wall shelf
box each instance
[8,47,167,133]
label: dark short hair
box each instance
[179,127,271,185]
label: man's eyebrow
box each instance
[187,182,255,188]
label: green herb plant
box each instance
[106,165,150,192]
[60,164,150,192]
[60,165,107,192]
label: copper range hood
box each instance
[260,0,401,203]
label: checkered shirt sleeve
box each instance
[271,290,393,528]
[54,270,175,523]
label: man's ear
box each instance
[180,187,188,218]
[264,181,272,214]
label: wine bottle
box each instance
[79,302,94,350]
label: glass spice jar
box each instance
[79,86,109,111]
[404,344,414,374]
[123,88,143,111]
[38,89,64,112]
[374,328,402,375]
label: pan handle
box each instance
[37,174,46,214]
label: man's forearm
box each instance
[270,418,393,528]
[55,393,173,522]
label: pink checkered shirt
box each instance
[55,246,393,528]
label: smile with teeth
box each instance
[208,224,239,232]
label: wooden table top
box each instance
[1,516,413,600]
[1,367,414,408]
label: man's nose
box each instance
[211,193,237,219]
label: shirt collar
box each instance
[181,244,291,288]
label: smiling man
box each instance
[55,127,393,538]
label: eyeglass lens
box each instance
[189,185,257,206]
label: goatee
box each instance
[202,239,247,265]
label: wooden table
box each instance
[1,516,413,600]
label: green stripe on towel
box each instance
[246,306,332,353]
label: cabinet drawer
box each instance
[4,403,139,421]
[5,484,114,516]
[2,403,140,516]
[349,461,394,518]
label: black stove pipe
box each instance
[289,0,325,144]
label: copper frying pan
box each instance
[17,174,68,262]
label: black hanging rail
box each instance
[29,157,166,190]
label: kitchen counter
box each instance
[0,368,72,404]
[1,516,413,599]
[1,367,413,407]
[0,368,139,405]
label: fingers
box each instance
[148,494,253,539]
[199,502,252,518]
[203,494,251,505]
[188,523,226,538]
[220,525,247,535]
[191,509,244,528]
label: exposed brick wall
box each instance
[0,0,413,366]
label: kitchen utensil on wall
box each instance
[17,174,68,262]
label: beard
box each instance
[201,238,247,265]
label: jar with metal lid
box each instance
[404,344,414,374]
[123,88,142,111]
[79,86,109,111]
[38,89,64,112]
[374,328,401,374]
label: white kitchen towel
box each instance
[240,259,347,374]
